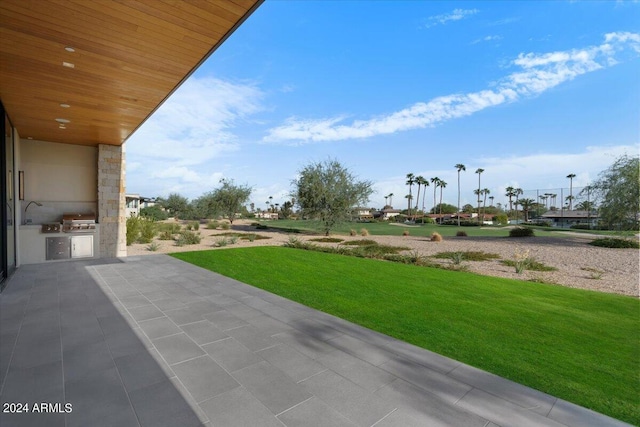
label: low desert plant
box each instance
[589,238,639,249]
[246,233,257,242]
[175,230,201,246]
[157,222,182,234]
[512,248,530,274]
[430,232,443,242]
[502,250,556,273]
[455,230,468,237]
[138,217,157,244]
[432,251,501,262]
[221,222,230,230]
[158,230,174,240]
[126,215,142,246]
[360,228,370,236]
[402,230,410,237]
[309,237,344,243]
[185,221,200,231]
[341,239,377,246]
[146,242,160,251]
[215,237,229,247]
[451,252,464,265]
[206,220,219,229]
[581,267,604,280]
[349,229,357,236]
[509,227,535,237]
[229,236,238,244]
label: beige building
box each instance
[0,0,263,288]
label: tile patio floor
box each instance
[0,255,630,427]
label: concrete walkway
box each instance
[0,255,630,427]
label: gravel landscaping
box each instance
[127,220,639,298]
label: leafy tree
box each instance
[292,159,373,235]
[462,203,474,213]
[431,203,457,214]
[159,193,189,218]
[517,198,536,221]
[207,179,252,224]
[140,205,168,221]
[589,155,639,230]
[493,213,509,225]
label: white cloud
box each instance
[263,33,640,145]
[424,8,479,28]
[472,35,502,44]
[127,76,264,166]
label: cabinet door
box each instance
[71,235,93,258]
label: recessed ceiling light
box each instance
[27,137,33,140]
[64,46,75,52]
[59,125,66,129]
[60,103,70,108]
[62,62,75,68]
[55,118,70,124]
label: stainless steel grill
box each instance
[62,213,96,233]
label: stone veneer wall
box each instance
[98,144,126,257]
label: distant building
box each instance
[352,207,374,221]
[380,208,402,220]
[125,194,140,217]
[540,210,599,228]
[255,212,279,220]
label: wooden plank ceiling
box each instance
[0,0,262,146]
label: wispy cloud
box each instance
[424,8,479,28]
[127,76,264,166]
[263,32,640,145]
[471,35,502,45]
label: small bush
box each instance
[341,239,377,246]
[157,222,181,234]
[509,227,535,237]
[256,224,268,230]
[432,251,500,261]
[501,258,556,272]
[138,217,157,244]
[493,214,509,226]
[349,229,357,236]
[431,232,443,242]
[220,222,230,230]
[175,230,201,246]
[360,228,370,236]
[402,230,410,237]
[229,236,238,244]
[589,238,639,249]
[126,215,142,246]
[451,252,464,265]
[215,237,229,247]
[146,242,160,251]
[456,230,468,237]
[206,220,219,229]
[246,234,257,242]
[581,267,604,280]
[185,221,199,231]
[158,230,174,240]
[310,237,344,243]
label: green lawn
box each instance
[171,247,639,424]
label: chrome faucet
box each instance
[24,201,43,224]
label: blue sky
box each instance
[126,1,639,210]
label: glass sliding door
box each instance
[1,102,16,290]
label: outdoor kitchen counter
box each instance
[18,224,100,265]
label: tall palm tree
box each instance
[566,173,576,210]
[438,180,448,217]
[384,195,388,207]
[430,177,440,214]
[418,176,429,215]
[514,188,523,222]
[388,193,394,207]
[475,168,484,223]
[414,175,426,215]
[405,194,413,216]
[517,198,535,221]
[455,164,466,226]
[482,188,490,223]
[489,195,495,207]
[406,173,415,219]
[505,186,516,214]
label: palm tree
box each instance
[566,173,576,210]
[514,188,523,222]
[430,177,440,214]
[475,168,484,224]
[269,195,273,212]
[438,180,448,217]
[388,193,394,207]
[489,195,494,207]
[481,188,490,223]
[406,173,415,219]
[455,164,466,226]
[414,175,426,215]
[419,176,429,215]
[405,194,413,217]
[505,186,516,214]
[384,195,388,207]
[517,198,535,221]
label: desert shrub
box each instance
[229,236,238,244]
[360,228,370,236]
[146,242,160,252]
[138,217,157,244]
[246,234,257,242]
[140,205,168,221]
[402,230,410,237]
[255,224,268,229]
[185,221,199,231]
[341,239,377,246]
[310,237,344,243]
[206,220,219,229]
[175,230,201,246]
[456,230,468,237]
[431,232,443,242]
[432,251,500,261]
[158,230,174,240]
[157,222,181,234]
[349,229,357,236]
[451,252,464,265]
[126,215,142,246]
[589,238,639,249]
[215,237,229,247]
[501,254,556,272]
[581,267,604,279]
[352,244,409,258]
[509,227,535,237]
[221,222,230,230]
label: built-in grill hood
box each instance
[62,213,96,233]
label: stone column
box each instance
[98,144,126,257]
